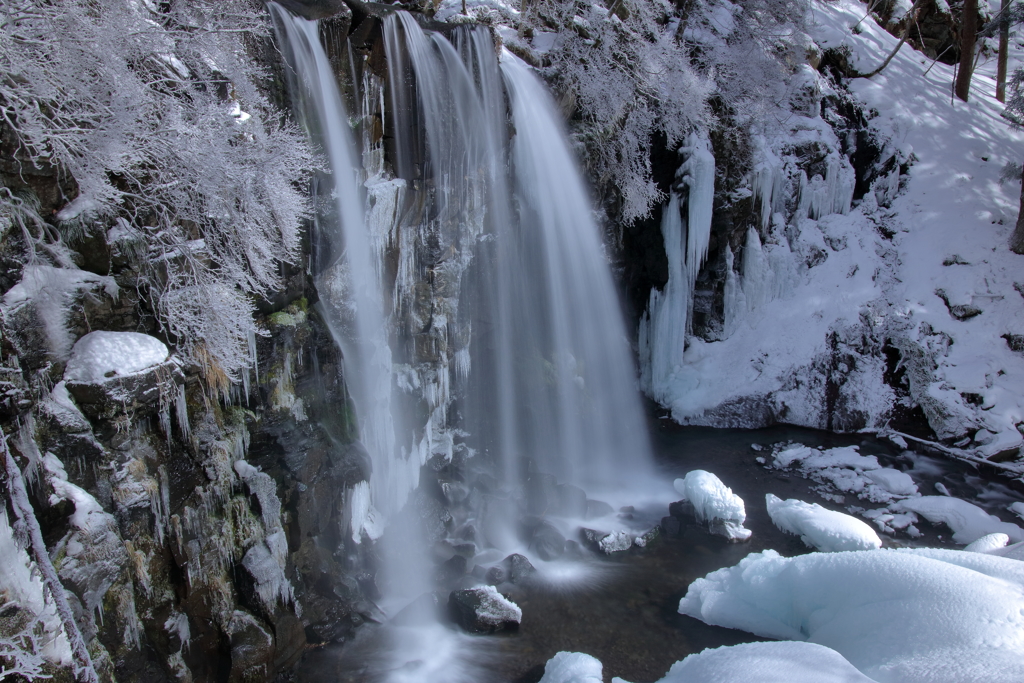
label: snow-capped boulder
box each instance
[673,470,751,541]
[679,547,1024,683]
[612,641,878,683]
[766,494,882,552]
[448,585,522,633]
[63,331,183,420]
[538,652,604,683]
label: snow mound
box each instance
[538,652,603,683]
[766,493,882,551]
[1009,502,1024,522]
[964,533,1010,554]
[65,331,169,384]
[674,470,751,540]
[679,548,1024,683]
[897,496,1024,544]
[612,641,878,683]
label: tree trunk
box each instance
[955,0,978,102]
[997,0,1010,102]
[1012,167,1024,254]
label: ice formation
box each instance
[673,470,751,540]
[766,494,882,552]
[612,641,878,683]
[896,496,1024,544]
[538,651,604,683]
[679,548,1024,683]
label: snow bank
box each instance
[612,641,878,683]
[679,548,1024,683]
[538,651,603,683]
[64,331,169,383]
[766,494,882,551]
[897,496,1024,544]
[963,533,1010,554]
[674,470,751,540]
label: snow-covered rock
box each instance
[1,265,118,370]
[538,651,604,683]
[766,494,882,552]
[448,585,522,633]
[896,496,1024,544]
[612,641,878,683]
[673,470,751,540]
[963,533,1011,554]
[63,331,183,420]
[679,547,1024,683]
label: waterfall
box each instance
[269,6,398,536]
[276,6,657,678]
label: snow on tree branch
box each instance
[0,0,315,379]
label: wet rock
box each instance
[440,480,469,505]
[435,555,468,585]
[226,611,275,683]
[448,586,522,634]
[579,527,607,551]
[554,484,588,517]
[634,526,661,548]
[525,472,559,515]
[585,499,614,519]
[502,553,537,584]
[484,565,508,586]
[273,613,307,672]
[661,515,683,537]
[391,592,444,626]
[669,500,694,519]
[529,520,566,561]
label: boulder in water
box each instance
[448,586,522,633]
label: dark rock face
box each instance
[270,0,350,20]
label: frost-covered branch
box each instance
[0,0,315,379]
[2,432,98,683]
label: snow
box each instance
[0,509,72,665]
[470,585,522,627]
[639,0,1024,452]
[963,532,1011,553]
[766,493,882,551]
[679,547,1024,682]
[537,652,603,683]
[64,331,169,384]
[598,530,634,554]
[673,470,751,540]
[612,641,878,683]
[772,444,916,505]
[897,495,1024,544]
[1010,502,1024,522]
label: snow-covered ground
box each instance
[652,0,1024,463]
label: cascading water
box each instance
[486,55,655,493]
[269,6,400,537]
[277,6,660,679]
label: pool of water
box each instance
[296,414,1024,683]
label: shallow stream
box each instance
[297,411,1024,683]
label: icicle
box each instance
[678,133,716,282]
[722,244,745,337]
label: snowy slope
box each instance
[658,0,1024,462]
